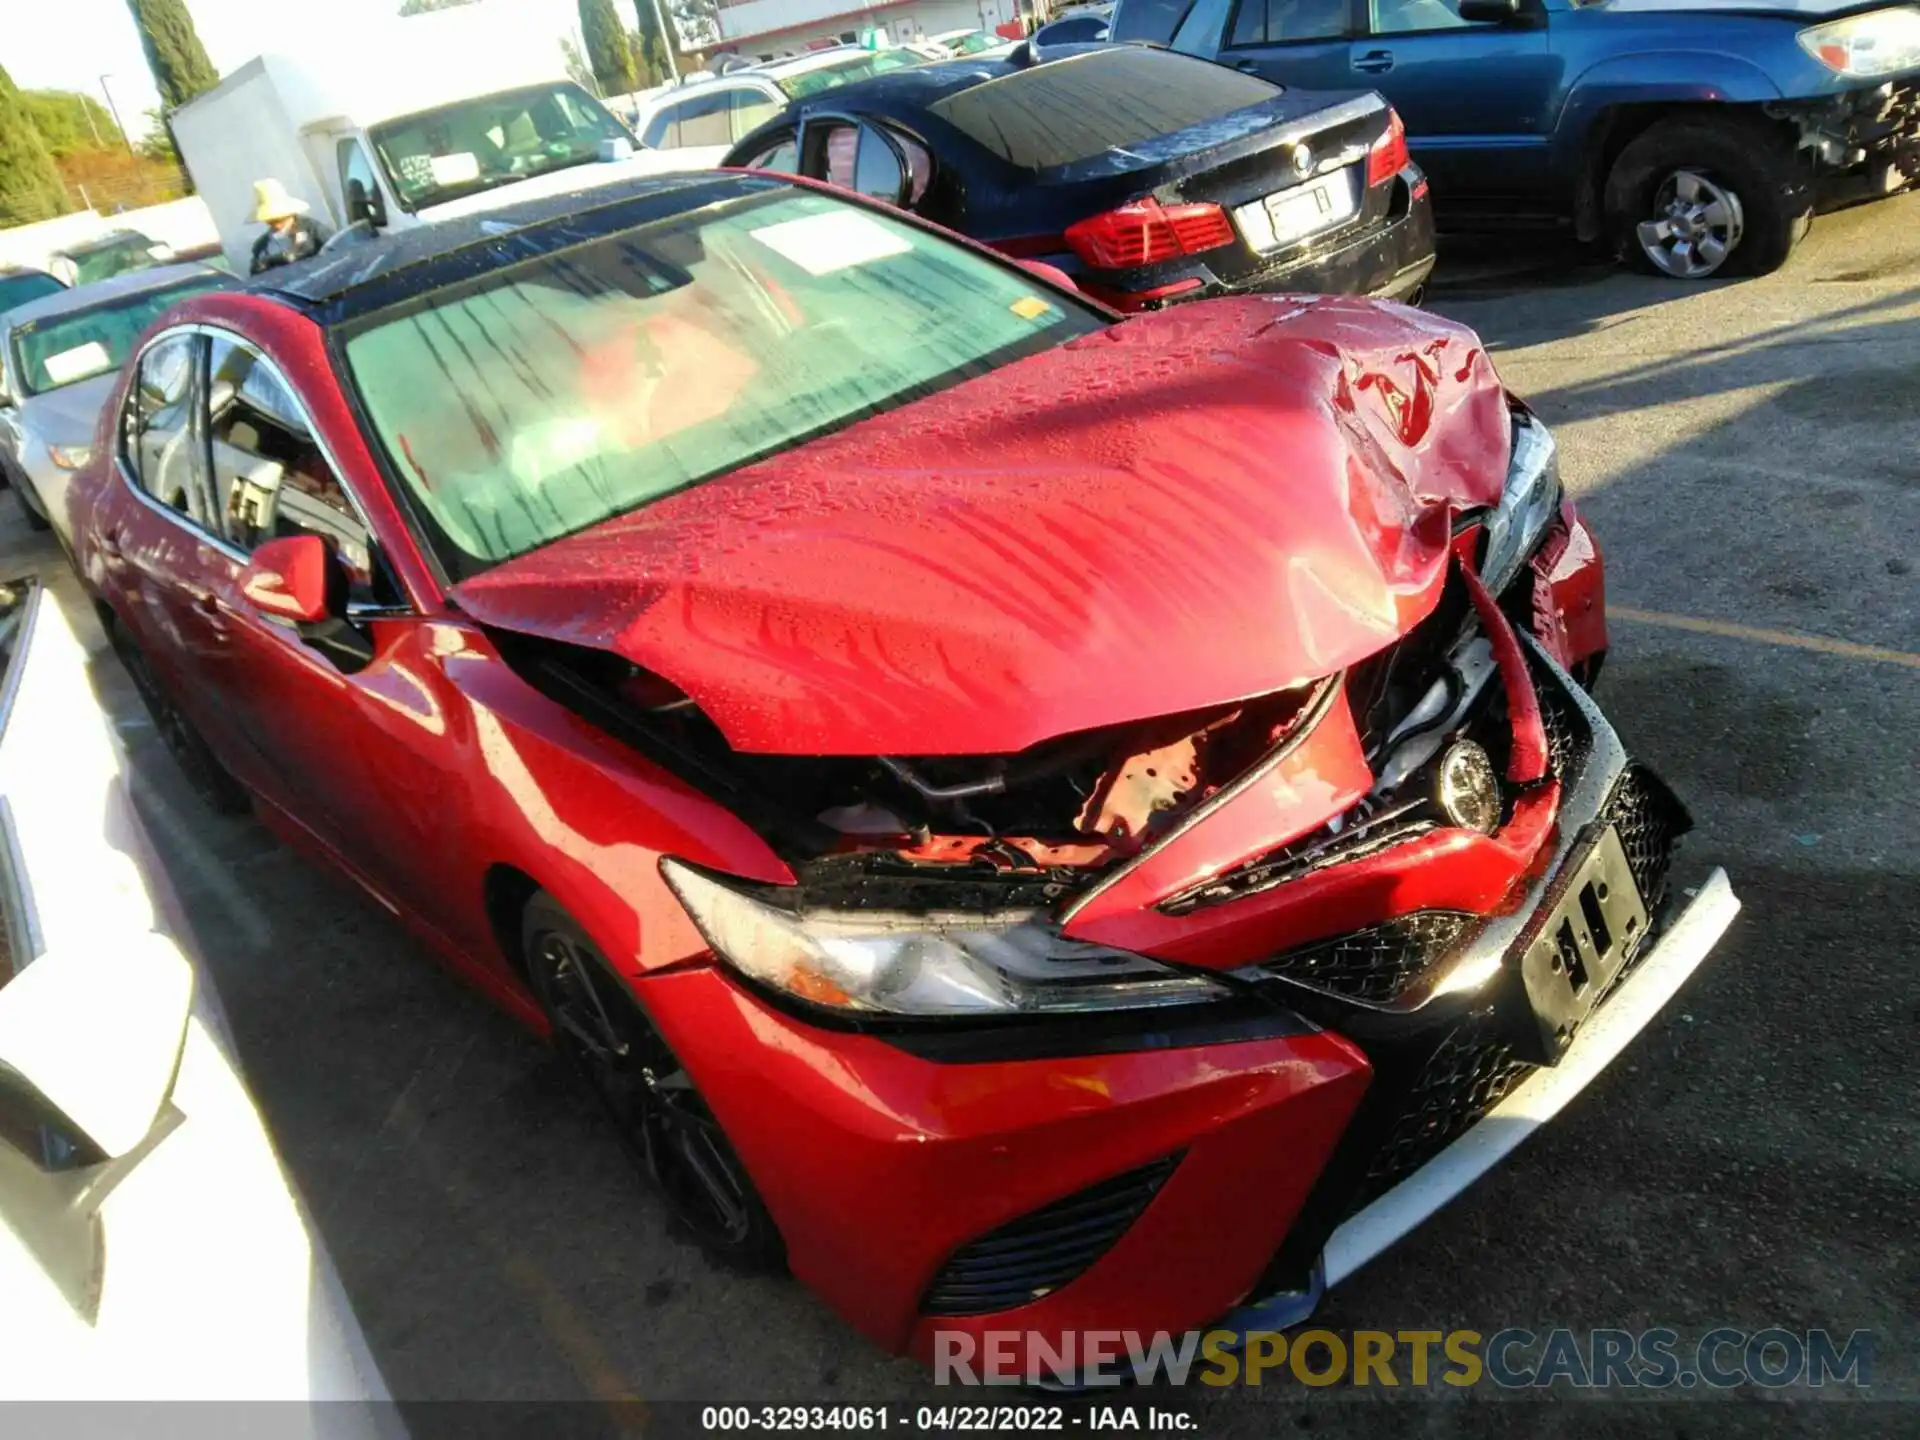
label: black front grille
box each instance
[1358,1011,1536,1204]
[1603,763,1691,918]
[1536,666,1588,782]
[1258,911,1478,1004]
[920,1156,1179,1317]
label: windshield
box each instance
[779,51,921,98]
[341,187,1102,576]
[10,276,229,396]
[0,273,63,314]
[368,82,632,213]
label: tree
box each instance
[579,0,639,96]
[0,64,69,224]
[125,0,220,111]
[665,0,721,52]
[629,0,675,85]
[559,36,598,94]
[398,0,481,14]
[18,91,125,158]
[137,107,180,164]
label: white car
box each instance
[0,576,396,1419]
[632,47,930,167]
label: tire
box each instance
[107,621,251,815]
[7,467,49,532]
[1604,115,1813,280]
[521,893,787,1272]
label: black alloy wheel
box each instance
[522,893,786,1271]
[107,621,251,814]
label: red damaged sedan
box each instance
[68,172,1736,1367]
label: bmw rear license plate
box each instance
[1261,170,1358,248]
[1512,826,1651,1064]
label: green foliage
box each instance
[579,0,639,95]
[0,64,70,224]
[137,107,180,164]
[125,0,220,110]
[398,0,482,14]
[629,0,675,85]
[18,91,126,158]
[560,36,598,93]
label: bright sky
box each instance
[3,0,588,137]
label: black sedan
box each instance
[721,44,1435,312]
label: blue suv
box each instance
[1108,0,1920,277]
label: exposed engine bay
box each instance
[488,556,1541,918]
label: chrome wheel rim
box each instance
[1637,169,1744,279]
[534,929,756,1248]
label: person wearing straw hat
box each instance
[248,180,331,275]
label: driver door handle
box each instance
[1354,50,1396,73]
[98,528,123,559]
[188,590,222,617]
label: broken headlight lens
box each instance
[1800,7,1920,77]
[661,858,1232,1018]
[1479,411,1562,598]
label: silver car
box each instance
[0,264,232,544]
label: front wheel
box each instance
[7,467,49,532]
[1604,116,1812,280]
[522,894,787,1272]
[107,621,251,814]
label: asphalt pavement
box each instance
[2,196,1914,1437]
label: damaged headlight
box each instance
[1479,410,1562,598]
[662,858,1231,1018]
[1800,7,1920,77]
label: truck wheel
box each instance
[1604,115,1812,280]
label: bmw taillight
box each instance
[1367,109,1410,187]
[1064,198,1236,269]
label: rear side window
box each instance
[1111,0,1195,43]
[645,90,736,149]
[928,49,1279,170]
[120,333,209,522]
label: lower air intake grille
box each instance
[1603,763,1689,914]
[920,1156,1180,1317]
[1259,911,1479,1004]
[1358,1012,1535,1205]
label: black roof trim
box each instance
[247,171,784,324]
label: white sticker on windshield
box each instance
[428,152,482,186]
[41,341,111,386]
[749,211,912,276]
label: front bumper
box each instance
[636,508,1727,1365]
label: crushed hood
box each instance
[452,296,1512,757]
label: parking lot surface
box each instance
[5,197,1915,1434]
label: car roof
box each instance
[55,229,158,255]
[245,171,777,323]
[0,262,227,327]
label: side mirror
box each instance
[241,534,342,625]
[347,178,389,231]
[1458,0,1522,19]
[597,136,636,162]
[0,936,195,1321]
[1017,258,1078,292]
[0,938,193,1162]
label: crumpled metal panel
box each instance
[452,294,1513,757]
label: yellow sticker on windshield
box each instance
[1011,296,1053,321]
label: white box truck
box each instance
[171,12,702,273]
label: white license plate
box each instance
[1265,172,1358,245]
[1233,168,1361,254]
